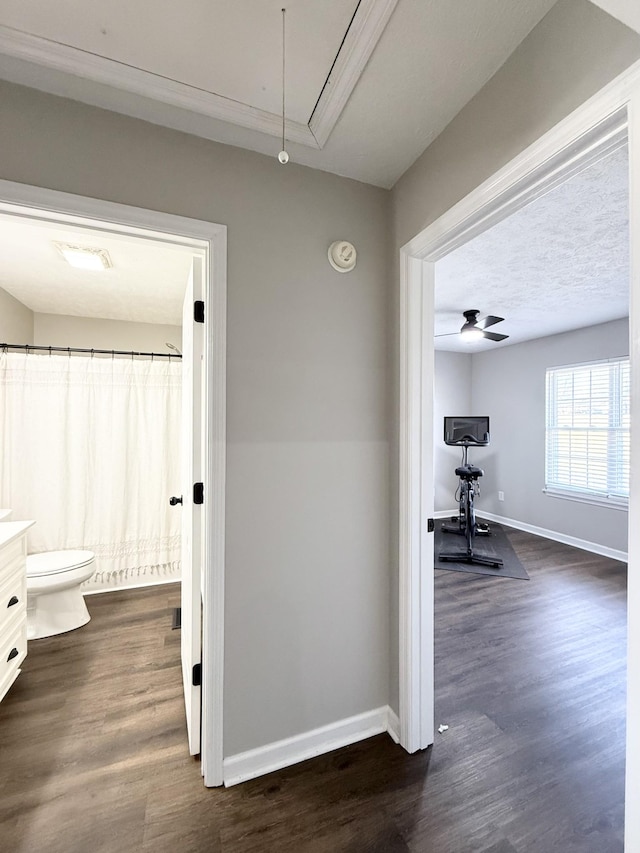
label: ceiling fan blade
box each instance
[478,314,504,330]
[434,332,459,338]
[482,330,509,342]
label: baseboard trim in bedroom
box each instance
[479,511,628,564]
[223,705,399,786]
[434,509,627,563]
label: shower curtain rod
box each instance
[0,343,182,359]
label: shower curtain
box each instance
[0,351,182,591]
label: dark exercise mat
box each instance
[434,519,529,580]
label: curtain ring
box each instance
[48,346,52,357]
[91,348,94,359]
[67,347,71,358]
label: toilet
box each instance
[26,550,96,640]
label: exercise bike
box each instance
[439,417,503,569]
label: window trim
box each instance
[545,356,629,508]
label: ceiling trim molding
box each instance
[309,0,399,146]
[0,2,399,153]
[0,25,319,149]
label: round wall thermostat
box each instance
[328,240,357,273]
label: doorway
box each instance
[0,180,227,786]
[398,68,640,849]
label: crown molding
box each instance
[0,25,318,149]
[309,0,399,147]
[0,1,398,153]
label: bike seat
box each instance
[456,464,483,479]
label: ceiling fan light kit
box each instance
[436,309,509,343]
[460,324,484,342]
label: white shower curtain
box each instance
[0,352,182,590]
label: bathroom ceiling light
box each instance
[54,243,113,271]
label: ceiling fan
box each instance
[436,309,509,343]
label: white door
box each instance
[180,255,204,755]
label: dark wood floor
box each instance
[0,528,627,853]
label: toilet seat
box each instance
[27,550,94,578]
[26,550,96,639]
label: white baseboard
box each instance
[223,705,399,786]
[83,577,180,596]
[478,511,627,564]
[386,707,401,744]
[434,509,458,520]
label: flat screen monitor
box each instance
[443,416,490,446]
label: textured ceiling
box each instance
[0,217,193,325]
[435,144,629,352]
[0,0,558,187]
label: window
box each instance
[545,358,629,505]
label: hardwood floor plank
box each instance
[0,529,627,852]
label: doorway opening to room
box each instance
[432,142,629,566]
[429,143,629,835]
[0,183,226,787]
[398,66,640,849]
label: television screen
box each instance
[443,416,490,446]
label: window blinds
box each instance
[545,358,629,502]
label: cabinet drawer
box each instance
[0,621,26,703]
[0,562,26,636]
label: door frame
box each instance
[0,179,227,787]
[398,59,640,847]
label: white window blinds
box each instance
[545,358,629,503]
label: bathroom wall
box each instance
[0,286,33,343]
[33,313,181,354]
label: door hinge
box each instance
[194,300,205,323]
[192,663,202,687]
[427,518,435,533]
[193,482,204,504]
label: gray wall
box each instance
[470,319,629,552]
[389,0,640,711]
[0,79,391,756]
[33,313,181,353]
[0,286,33,343]
[434,351,472,512]
[392,0,640,248]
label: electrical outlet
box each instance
[498,491,505,501]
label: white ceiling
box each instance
[0,216,193,326]
[0,0,558,188]
[435,144,629,352]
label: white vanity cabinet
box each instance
[0,521,34,703]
